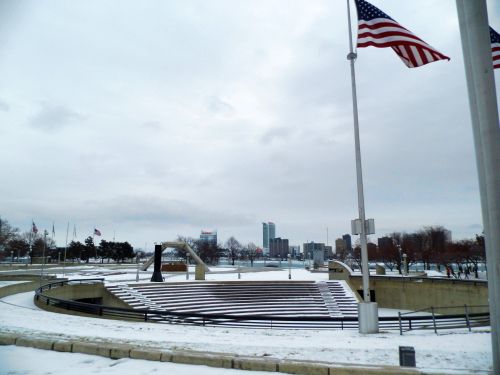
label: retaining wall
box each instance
[348,275,488,313]
[0,332,433,375]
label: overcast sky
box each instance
[1,0,499,251]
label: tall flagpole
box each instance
[456,1,500,371]
[346,0,378,333]
[63,221,69,276]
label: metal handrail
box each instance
[34,279,490,331]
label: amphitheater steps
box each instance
[106,281,359,319]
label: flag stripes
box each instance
[355,0,449,68]
[491,27,500,69]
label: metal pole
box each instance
[346,0,378,334]
[346,0,370,303]
[136,253,140,282]
[288,254,292,279]
[40,230,47,286]
[456,1,500,371]
[63,221,69,276]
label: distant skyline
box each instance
[0,0,499,250]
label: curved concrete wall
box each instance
[348,275,488,313]
[41,283,131,309]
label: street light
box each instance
[288,254,291,280]
[402,253,408,276]
[136,253,140,282]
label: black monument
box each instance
[150,244,163,282]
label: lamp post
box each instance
[136,253,140,282]
[402,253,408,276]
[288,254,292,280]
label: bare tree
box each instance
[246,242,257,267]
[225,236,241,266]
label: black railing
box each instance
[35,279,490,331]
[397,304,490,335]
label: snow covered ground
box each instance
[0,265,493,374]
[0,346,276,375]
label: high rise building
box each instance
[335,238,347,259]
[268,222,275,241]
[289,245,300,258]
[200,230,217,245]
[262,222,276,255]
[269,237,289,258]
[342,234,352,254]
[262,223,269,251]
[303,242,326,259]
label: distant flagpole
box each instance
[92,227,96,261]
[346,0,378,334]
[63,221,69,276]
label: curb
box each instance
[0,332,432,375]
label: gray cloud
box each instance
[0,0,498,249]
[30,103,85,131]
[206,95,235,115]
[0,99,9,112]
[141,121,163,131]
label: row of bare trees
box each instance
[0,217,56,261]
[0,217,134,263]
[174,235,259,266]
[349,226,485,277]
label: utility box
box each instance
[399,346,416,367]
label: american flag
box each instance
[32,221,38,234]
[354,0,450,68]
[491,27,500,70]
[94,228,101,236]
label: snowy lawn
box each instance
[0,266,493,374]
[0,346,276,375]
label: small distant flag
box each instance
[32,221,38,234]
[94,228,101,236]
[491,27,500,69]
[354,0,450,68]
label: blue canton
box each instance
[355,0,394,22]
[491,27,500,43]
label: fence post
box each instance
[464,304,471,332]
[431,307,437,334]
[398,312,403,335]
[144,312,148,322]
